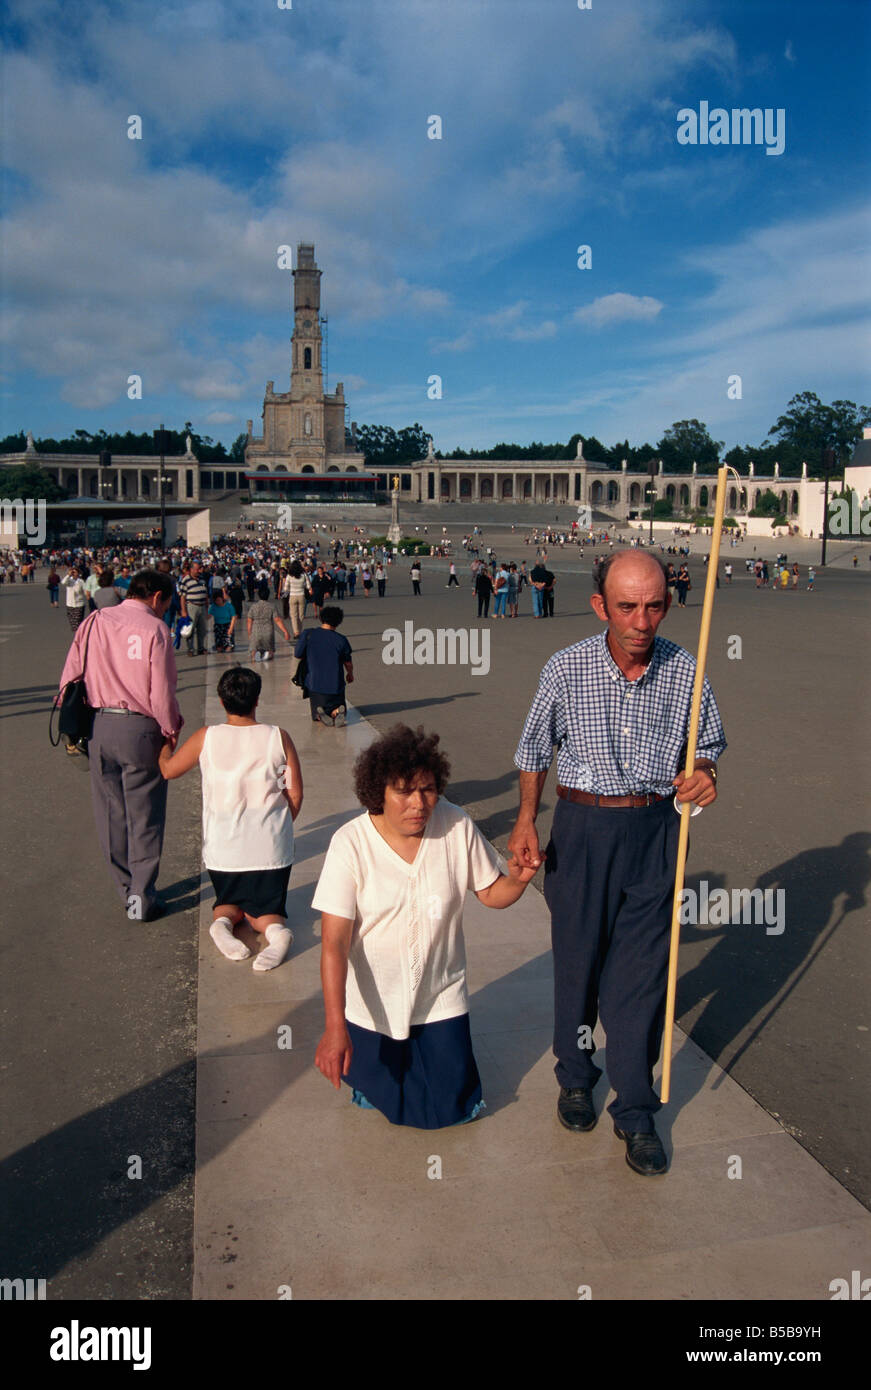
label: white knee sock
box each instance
[209,916,250,960]
[252,923,293,972]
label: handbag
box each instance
[49,612,99,746]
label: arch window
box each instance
[502,479,513,499]
[699,486,709,508]
[301,465,315,474]
[304,347,312,370]
[607,481,620,503]
[480,477,493,499]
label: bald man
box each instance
[508,551,726,1175]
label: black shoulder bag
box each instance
[49,612,99,747]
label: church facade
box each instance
[243,243,365,484]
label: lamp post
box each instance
[820,446,836,568]
[153,424,169,553]
[647,458,658,544]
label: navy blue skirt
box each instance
[344,1015,484,1129]
[209,864,291,917]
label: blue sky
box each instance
[1,0,869,455]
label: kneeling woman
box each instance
[313,724,536,1128]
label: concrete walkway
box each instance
[192,660,871,1301]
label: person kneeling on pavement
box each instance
[159,666,303,972]
[293,605,353,727]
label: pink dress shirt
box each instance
[58,601,183,738]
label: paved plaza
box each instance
[1,513,869,1300]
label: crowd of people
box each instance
[44,522,743,1178]
[7,502,856,1173]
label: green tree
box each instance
[356,422,429,466]
[0,464,67,501]
[767,391,871,471]
[656,420,723,473]
[749,488,783,517]
[642,498,673,519]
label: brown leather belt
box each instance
[557,785,667,808]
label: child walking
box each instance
[159,666,303,971]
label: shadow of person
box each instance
[676,833,871,1086]
[357,693,478,717]
[0,1006,319,1285]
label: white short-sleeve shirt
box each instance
[312,798,504,1039]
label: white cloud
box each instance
[785,39,796,63]
[574,294,665,328]
[435,301,559,353]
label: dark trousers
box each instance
[543,796,680,1132]
[544,589,554,616]
[309,689,345,722]
[89,711,168,917]
[476,592,490,616]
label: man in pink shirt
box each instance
[58,569,183,921]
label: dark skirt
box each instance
[208,864,292,917]
[344,1014,483,1129]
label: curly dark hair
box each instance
[353,724,451,814]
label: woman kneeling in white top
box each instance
[313,724,536,1128]
[159,666,303,972]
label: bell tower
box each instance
[292,245,323,393]
[245,241,363,479]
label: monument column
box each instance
[388,475,401,545]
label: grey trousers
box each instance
[89,711,168,918]
[185,603,208,653]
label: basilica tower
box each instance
[245,243,362,476]
[289,243,324,464]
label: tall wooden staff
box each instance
[660,464,729,1103]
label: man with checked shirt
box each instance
[508,551,725,1176]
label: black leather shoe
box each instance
[613,1124,668,1176]
[557,1086,597,1132]
[143,897,169,922]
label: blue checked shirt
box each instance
[514,631,726,795]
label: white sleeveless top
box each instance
[199,724,295,871]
